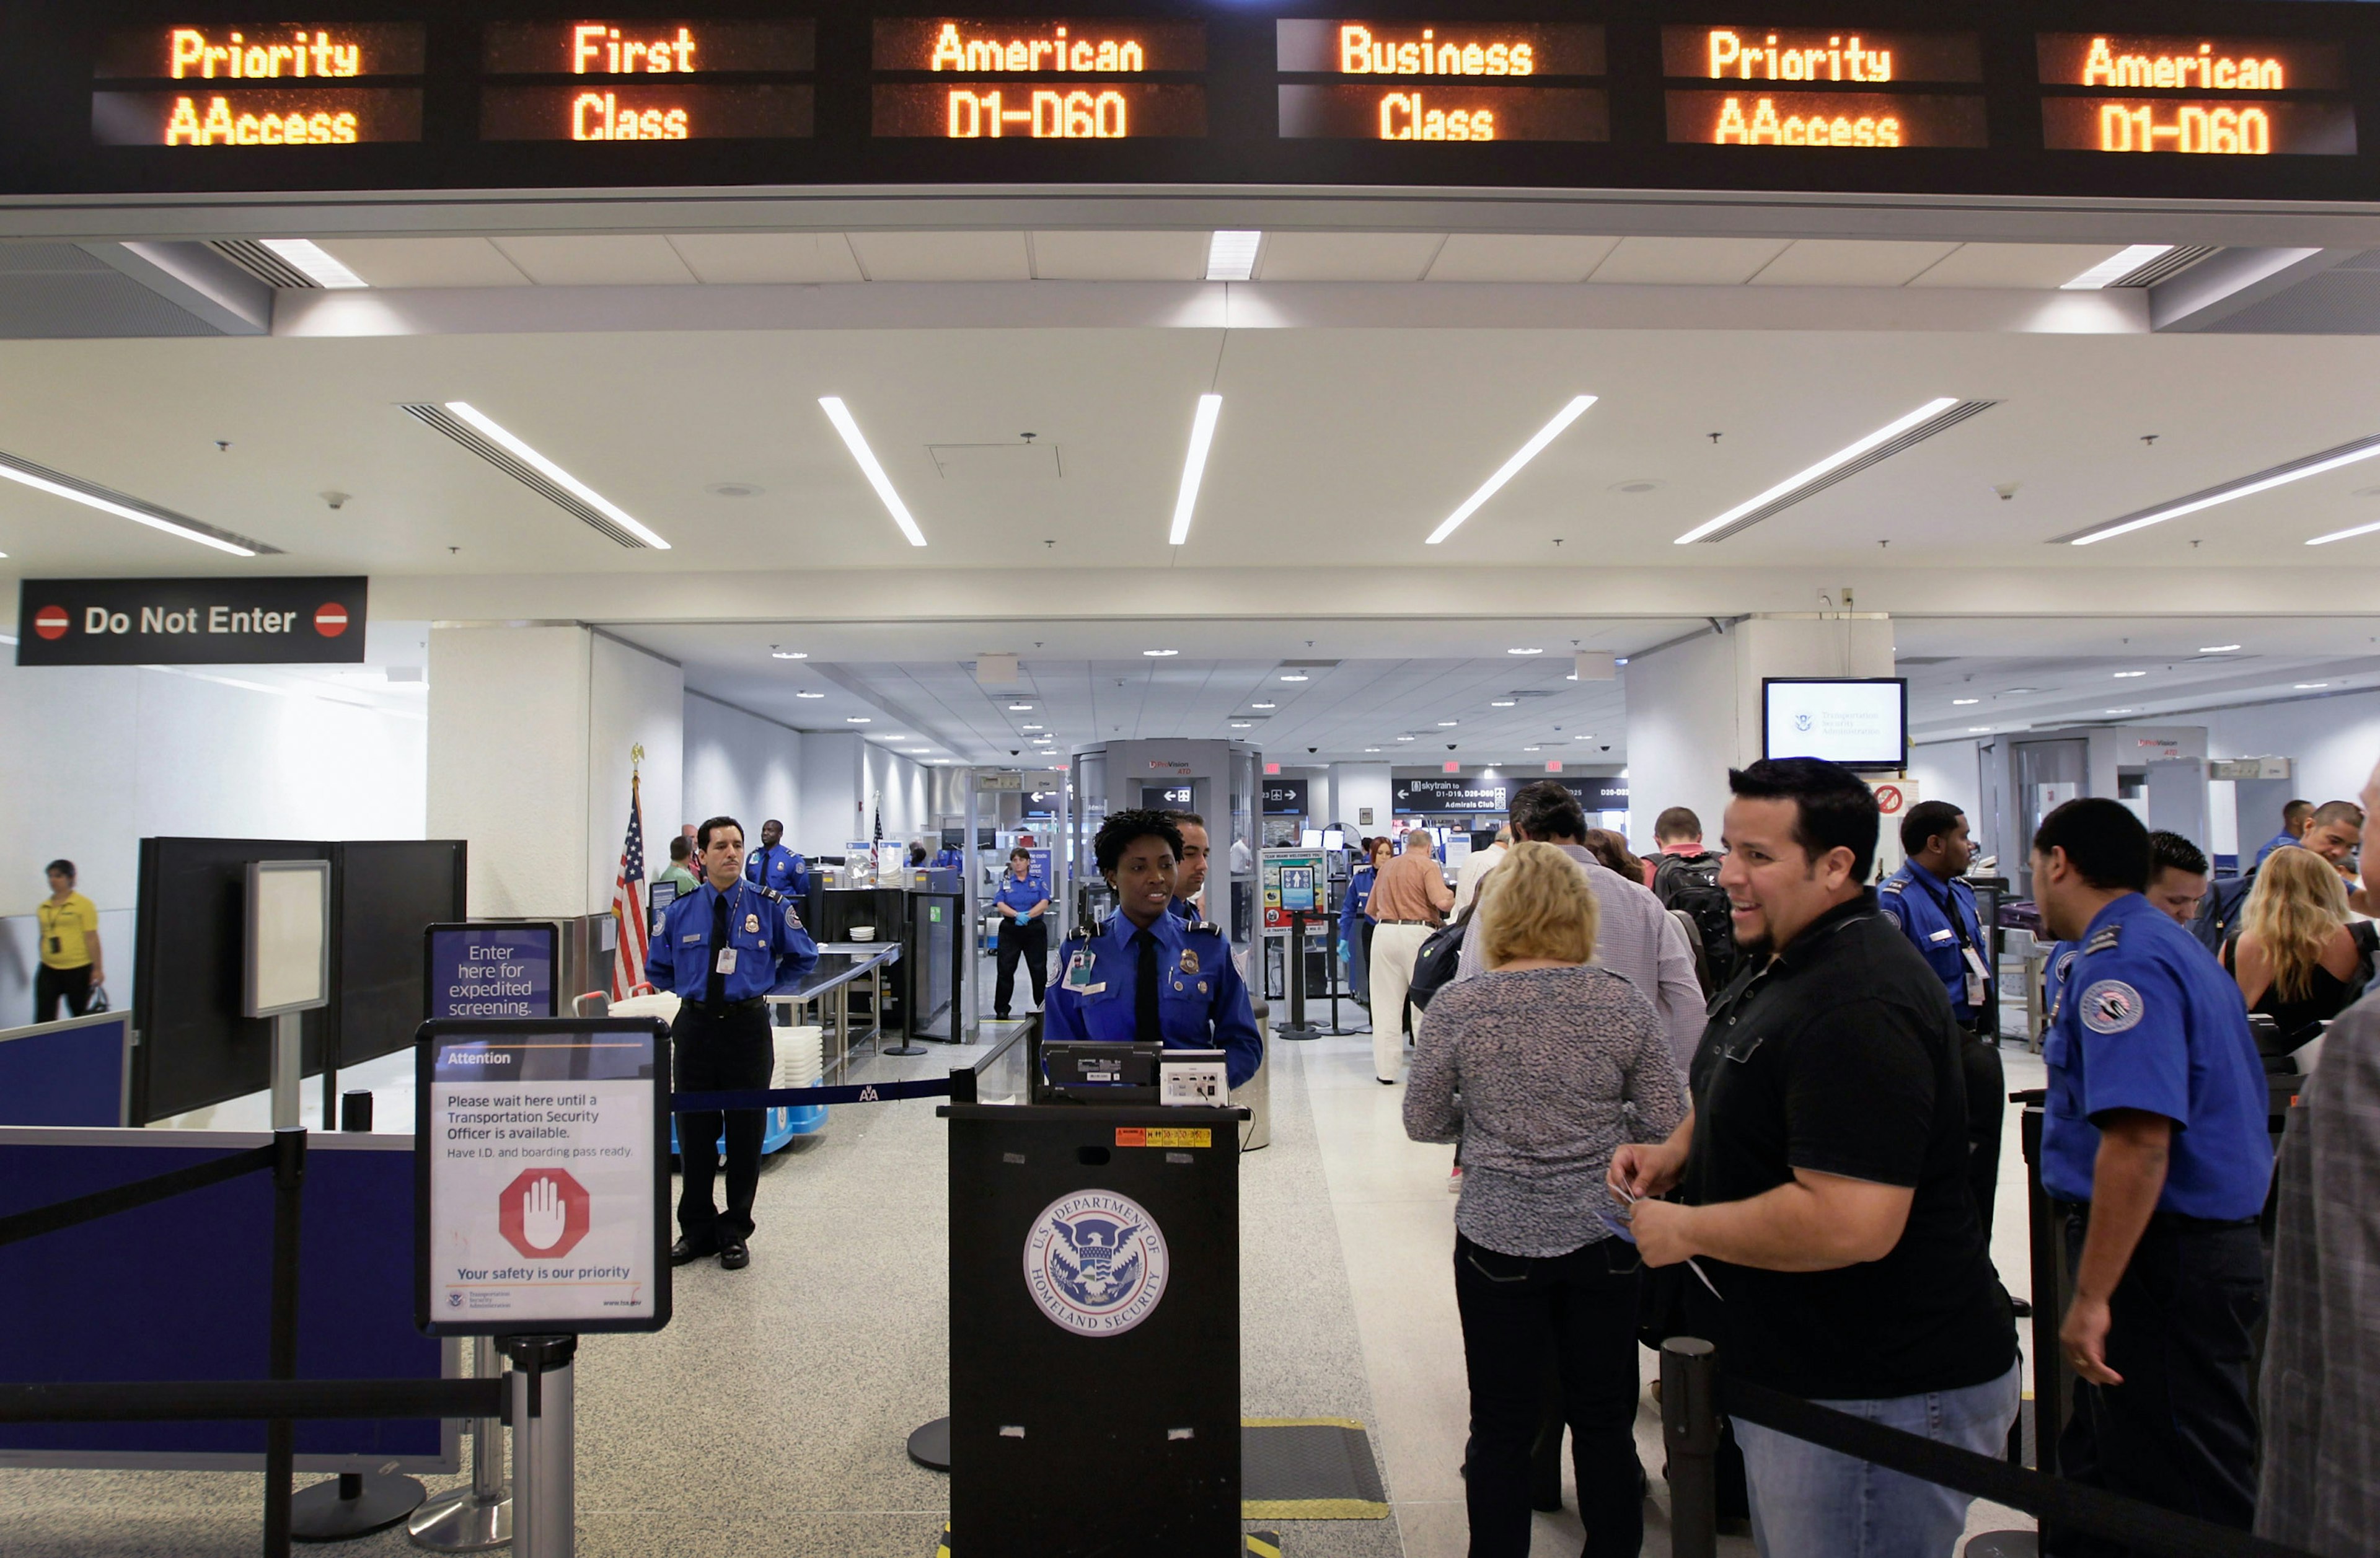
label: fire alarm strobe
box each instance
[497,1168,592,1261]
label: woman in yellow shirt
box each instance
[35,859,102,1022]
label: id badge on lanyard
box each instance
[1960,946,1989,1008]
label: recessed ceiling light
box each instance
[1205,229,1261,281]
[2306,513,2380,547]
[2003,687,2037,694]
[0,451,260,557]
[1168,393,1223,546]
[1008,702,1034,710]
[2296,682,2331,690]
[2070,433,2380,547]
[1021,723,1044,730]
[2060,244,2175,290]
[1615,658,1627,666]
[1677,398,1963,545]
[1491,699,1517,707]
[1522,746,1540,752]
[1396,734,1415,741]
[1969,726,1993,733]
[259,237,368,289]
[1144,648,1179,657]
[1230,721,1253,729]
[818,395,928,547]
[1280,672,1309,682]
[795,690,824,699]
[1952,697,1980,705]
[846,716,871,723]
[1611,479,1662,495]
[771,649,808,659]
[707,482,763,499]
[1364,747,1382,753]
[1251,700,1276,709]
[1507,647,1543,656]
[444,402,672,549]
[2200,645,2241,654]
[2113,671,2146,679]
[2106,708,2138,715]
[1437,721,1458,727]
[1427,395,1597,545]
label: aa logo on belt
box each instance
[1023,1189,1170,1337]
[2080,978,2144,1034]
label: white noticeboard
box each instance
[244,859,330,1018]
[416,1019,672,1336]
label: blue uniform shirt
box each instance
[932,847,965,873]
[745,843,809,903]
[1044,911,1263,1088]
[2040,892,2273,1219]
[1339,865,1375,948]
[994,874,1049,918]
[646,878,820,1003]
[2252,830,2299,868]
[1168,894,1202,922]
[1878,860,1990,1023]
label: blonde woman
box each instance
[2223,845,2377,1042]
[1404,842,1686,1558]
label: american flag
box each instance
[609,774,649,1000]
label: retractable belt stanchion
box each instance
[407,1336,513,1551]
[1660,1337,1721,1558]
[503,1334,577,1558]
[1275,915,1321,1042]
[263,1125,305,1558]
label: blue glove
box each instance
[1338,938,1351,965]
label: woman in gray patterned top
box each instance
[1406,841,1690,1558]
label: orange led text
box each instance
[168,27,362,78]
[1704,30,1892,82]
[944,87,1128,136]
[1713,95,1900,146]
[1377,92,1494,138]
[2078,38,2285,91]
[164,95,359,144]
[2095,102,2272,153]
[928,23,1144,73]
[1338,25,1533,76]
[571,25,698,74]
[572,91,689,138]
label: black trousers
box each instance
[1961,1032,2006,1243]
[34,962,93,1024]
[2045,1213,2265,1556]
[672,1000,775,1246]
[1454,1232,1645,1558]
[994,916,1048,1017]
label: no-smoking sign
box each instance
[497,1168,592,1261]
[1873,783,1909,815]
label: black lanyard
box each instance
[1908,870,1975,952]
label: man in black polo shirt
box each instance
[1615,757,2017,1558]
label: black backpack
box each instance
[1655,852,1739,995]
[1406,906,1474,1010]
[2192,868,2256,955]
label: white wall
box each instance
[798,732,865,853]
[585,633,683,913]
[429,626,591,918]
[1910,738,1983,821]
[682,692,803,847]
[2205,689,2380,811]
[863,741,932,844]
[1327,762,1394,832]
[0,658,425,917]
[1624,628,1737,849]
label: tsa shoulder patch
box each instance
[2079,977,2144,1035]
[784,902,803,930]
[1879,897,1902,930]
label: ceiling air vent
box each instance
[0,449,278,554]
[400,403,655,549]
[1685,399,1998,544]
[2113,245,2217,288]
[209,239,320,289]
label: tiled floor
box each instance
[1,965,2048,1556]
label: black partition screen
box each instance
[131,836,467,1124]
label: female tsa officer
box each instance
[1045,809,1263,1089]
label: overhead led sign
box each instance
[1667,90,1986,147]
[93,88,421,145]
[480,84,813,140]
[2040,97,2354,156]
[2035,33,2347,92]
[94,24,425,79]
[482,20,816,76]
[873,18,1205,73]
[1275,21,1604,78]
[1278,83,1606,141]
[874,82,1205,138]
[1662,27,1981,83]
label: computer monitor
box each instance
[1321,827,1346,851]
[1761,677,1909,770]
[1040,1041,1164,1103]
[1298,828,1323,848]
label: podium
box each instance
[943,1102,1246,1557]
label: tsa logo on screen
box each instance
[1023,1190,1170,1337]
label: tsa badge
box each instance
[1179,948,1199,975]
[745,913,760,935]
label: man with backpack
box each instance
[1651,808,1739,996]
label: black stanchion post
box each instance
[2017,1092,2063,1472]
[263,1126,306,1558]
[1660,1337,1719,1558]
[1277,915,1320,1042]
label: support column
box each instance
[1325,762,1392,834]
[1623,614,1895,848]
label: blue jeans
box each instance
[1732,1359,2021,1558]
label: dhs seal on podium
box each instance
[1023,1189,1170,1337]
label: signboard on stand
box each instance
[424,923,559,1020]
[1259,847,1327,931]
[415,1017,672,1336]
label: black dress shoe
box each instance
[719,1240,751,1270]
[669,1237,715,1267]
[994,1011,1011,1021]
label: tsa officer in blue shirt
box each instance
[649,815,820,1271]
[744,818,809,905]
[1046,809,1263,1089]
[1165,811,1211,922]
[2251,799,2312,868]
[1880,801,2009,1249]
[991,847,1051,1020]
[2030,798,2272,1551]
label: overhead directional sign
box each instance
[14,576,368,666]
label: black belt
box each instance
[679,994,766,1018]
[1374,918,1436,926]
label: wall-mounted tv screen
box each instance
[1761,677,1908,770]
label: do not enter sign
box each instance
[32,604,68,640]
[14,576,367,666]
[314,602,348,636]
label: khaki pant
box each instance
[1368,921,1433,1080]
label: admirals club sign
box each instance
[15,576,368,666]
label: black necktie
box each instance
[705,891,730,1007]
[1135,928,1162,1044]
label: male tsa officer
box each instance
[649,814,819,1270]
[2030,798,2271,1554]
[744,817,809,903]
[1046,809,1263,1089]
[1167,810,1211,922]
[1878,801,2010,1249]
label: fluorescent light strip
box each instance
[2060,433,2380,546]
[1206,231,1261,281]
[258,238,368,289]
[0,456,257,556]
[2308,517,2380,547]
[1168,394,1222,546]
[2060,245,2175,291]
[1676,398,1960,545]
[818,397,927,547]
[1426,395,1597,545]
[443,402,670,550]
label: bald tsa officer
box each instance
[1046,809,1263,1090]
[649,814,819,1271]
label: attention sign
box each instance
[14,576,369,666]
